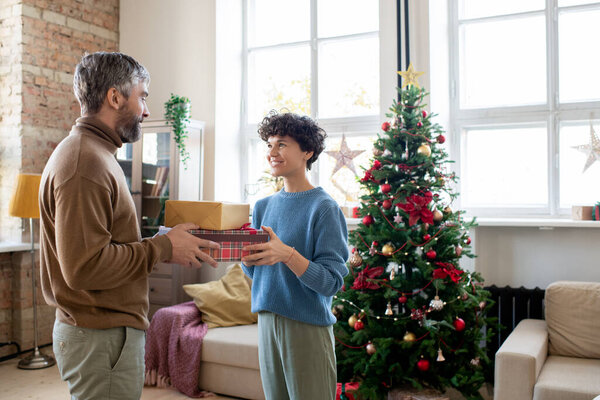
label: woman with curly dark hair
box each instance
[241,111,349,399]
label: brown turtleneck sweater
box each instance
[39,117,172,330]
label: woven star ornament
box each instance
[397,63,424,89]
[325,134,365,176]
[572,121,600,173]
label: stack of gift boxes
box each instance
[571,204,600,221]
[159,200,269,262]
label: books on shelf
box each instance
[150,166,169,197]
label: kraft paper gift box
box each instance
[164,200,250,230]
[571,205,593,220]
[158,226,269,262]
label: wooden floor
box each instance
[0,349,240,400]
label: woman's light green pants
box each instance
[258,311,337,400]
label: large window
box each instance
[242,0,380,209]
[449,0,600,216]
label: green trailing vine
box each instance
[164,93,191,168]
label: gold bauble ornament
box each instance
[366,342,376,355]
[348,314,358,328]
[417,144,431,157]
[443,206,452,214]
[479,301,487,310]
[349,252,363,268]
[381,242,395,256]
[403,332,416,342]
[433,210,443,222]
[373,147,384,156]
[385,302,394,316]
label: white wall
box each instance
[120,0,217,200]
[474,226,600,289]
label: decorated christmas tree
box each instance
[334,65,495,400]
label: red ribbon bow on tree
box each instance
[351,266,385,290]
[396,192,434,226]
[432,262,464,283]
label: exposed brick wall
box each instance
[0,252,13,357]
[0,1,24,243]
[0,0,119,354]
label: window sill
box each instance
[0,242,38,253]
[345,217,600,229]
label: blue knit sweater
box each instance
[242,187,349,326]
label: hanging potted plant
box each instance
[164,93,191,168]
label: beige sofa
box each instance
[494,281,600,400]
[199,324,263,399]
[194,264,264,399]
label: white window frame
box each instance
[240,0,384,195]
[447,0,600,217]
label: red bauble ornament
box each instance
[381,122,391,131]
[354,320,365,331]
[465,237,472,245]
[426,250,437,260]
[372,241,379,247]
[373,159,382,170]
[398,295,408,304]
[416,121,423,128]
[381,183,392,194]
[423,234,431,241]
[422,110,428,118]
[362,215,374,226]
[437,135,446,144]
[417,358,430,371]
[382,199,392,210]
[453,317,466,332]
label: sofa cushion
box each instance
[545,281,600,358]
[183,264,258,328]
[533,355,600,400]
[202,323,259,370]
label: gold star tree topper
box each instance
[397,63,424,89]
[325,134,365,176]
[572,121,600,173]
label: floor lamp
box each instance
[9,173,55,369]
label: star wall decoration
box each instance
[397,63,424,89]
[572,122,600,173]
[325,134,365,176]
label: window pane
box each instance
[459,0,544,19]
[559,9,600,103]
[244,139,275,207]
[318,36,379,118]
[558,0,600,6]
[559,121,600,207]
[461,126,547,207]
[318,134,372,206]
[459,16,546,108]
[248,0,309,47]
[248,45,311,124]
[318,0,378,37]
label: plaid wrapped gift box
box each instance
[158,226,269,262]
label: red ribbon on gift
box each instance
[240,223,258,234]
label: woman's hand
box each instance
[241,226,293,266]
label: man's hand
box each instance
[165,223,220,268]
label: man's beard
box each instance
[116,106,142,143]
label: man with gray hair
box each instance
[39,51,218,399]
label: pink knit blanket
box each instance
[144,301,214,397]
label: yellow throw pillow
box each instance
[183,264,257,328]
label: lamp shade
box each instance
[9,173,42,219]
